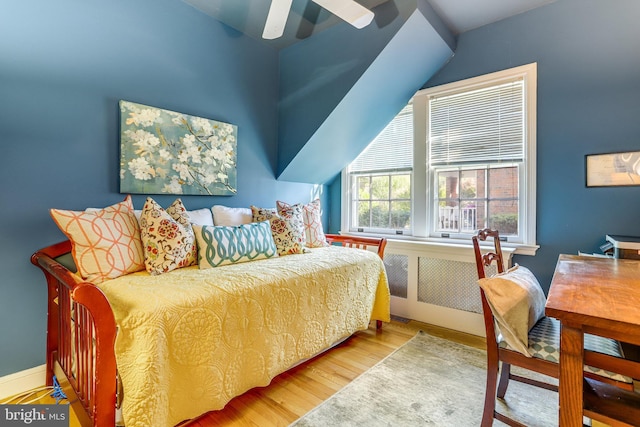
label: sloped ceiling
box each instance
[181,0,556,184]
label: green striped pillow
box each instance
[193,221,278,268]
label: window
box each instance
[434,165,519,235]
[343,63,537,248]
[347,104,413,234]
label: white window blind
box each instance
[429,80,524,166]
[350,104,413,173]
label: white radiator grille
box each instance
[380,239,514,337]
[417,257,496,314]
[383,254,408,298]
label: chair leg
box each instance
[482,357,499,427]
[497,362,511,398]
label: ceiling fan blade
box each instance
[263,0,294,39]
[311,0,374,29]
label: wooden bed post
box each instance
[32,242,118,427]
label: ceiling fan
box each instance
[263,0,375,39]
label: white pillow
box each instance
[211,205,252,226]
[477,264,547,356]
[187,208,214,226]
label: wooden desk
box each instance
[546,254,640,427]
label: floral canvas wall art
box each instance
[119,100,237,195]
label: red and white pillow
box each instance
[50,195,145,283]
[302,199,328,248]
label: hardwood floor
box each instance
[2,318,485,427]
[186,318,486,427]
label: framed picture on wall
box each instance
[586,151,640,187]
[119,100,238,195]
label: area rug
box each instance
[289,331,558,427]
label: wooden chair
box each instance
[472,228,635,427]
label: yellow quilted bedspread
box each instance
[98,246,390,427]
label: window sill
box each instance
[338,231,540,256]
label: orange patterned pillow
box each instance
[50,195,145,283]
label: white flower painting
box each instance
[119,100,237,195]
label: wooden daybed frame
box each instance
[31,234,387,427]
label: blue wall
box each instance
[0,0,322,377]
[423,0,640,290]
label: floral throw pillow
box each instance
[140,197,197,275]
[278,199,328,248]
[276,201,307,246]
[50,195,145,284]
[251,205,305,255]
[269,217,305,255]
[250,205,278,222]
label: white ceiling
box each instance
[428,0,556,34]
[183,0,557,48]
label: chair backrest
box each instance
[325,234,387,259]
[472,228,506,348]
[472,228,506,279]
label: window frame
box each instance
[342,63,537,253]
[348,169,413,235]
[430,163,522,239]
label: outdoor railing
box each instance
[439,206,477,232]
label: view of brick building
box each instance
[439,166,518,234]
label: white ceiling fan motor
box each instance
[263,0,375,40]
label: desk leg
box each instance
[559,324,583,427]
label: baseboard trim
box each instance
[0,365,46,401]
